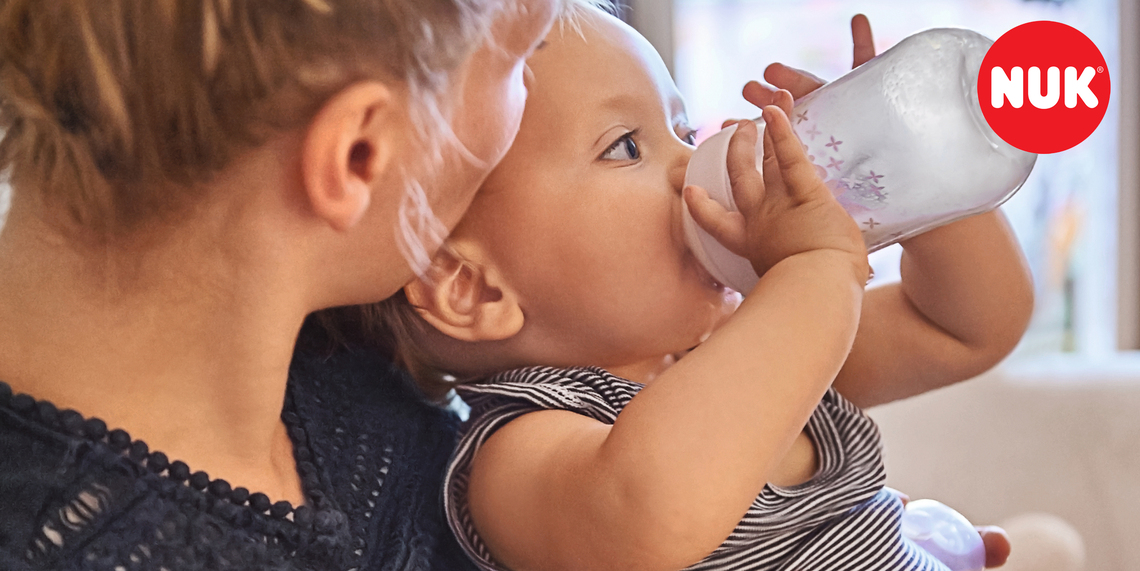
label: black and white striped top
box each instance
[443,366,950,571]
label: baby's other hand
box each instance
[721,88,794,130]
[685,106,867,280]
[762,14,877,100]
[720,14,876,131]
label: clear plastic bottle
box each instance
[902,499,987,571]
[683,28,1038,294]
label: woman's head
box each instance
[350,5,739,391]
[0,0,556,270]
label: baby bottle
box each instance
[901,499,987,571]
[683,28,1037,294]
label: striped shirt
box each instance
[443,366,950,570]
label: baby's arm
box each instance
[832,214,1034,408]
[753,17,1033,409]
[465,107,868,571]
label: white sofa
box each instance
[868,355,1140,571]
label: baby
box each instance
[356,4,1033,570]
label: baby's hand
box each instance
[685,105,867,280]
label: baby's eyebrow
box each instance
[597,93,644,115]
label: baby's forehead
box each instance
[531,9,684,115]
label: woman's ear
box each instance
[300,81,401,231]
[404,243,525,343]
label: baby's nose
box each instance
[670,146,694,194]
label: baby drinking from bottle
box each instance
[340,3,1032,569]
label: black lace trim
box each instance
[0,379,349,548]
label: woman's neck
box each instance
[0,201,307,504]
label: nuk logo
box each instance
[978,21,1110,154]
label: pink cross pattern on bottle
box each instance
[827,157,844,171]
[825,136,843,150]
[864,170,884,183]
[804,125,822,140]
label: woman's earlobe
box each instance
[300,82,398,231]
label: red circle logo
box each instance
[978,21,1109,154]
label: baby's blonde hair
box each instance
[0,0,505,241]
[309,0,616,400]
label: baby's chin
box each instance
[605,354,679,384]
[716,288,744,319]
[667,289,745,355]
[600,309,735,383]
[684,247,740,316]
[698,287,744,340]
[625,318,730,383]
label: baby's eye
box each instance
[601,131,641,161]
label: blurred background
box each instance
[0,0,1134,569]
[617,0,1138,569]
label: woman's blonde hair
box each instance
[309,0,615,400]
[0,0,503,238]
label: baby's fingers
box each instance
[977,526,1011,568]
[772,89,794,117]
[762,63,826,100]
[742,81,794,117]
[725,120,766,214]
[761,105,823,202]
[760,122,779,191]
[851,14,877,69]
[684,186,747,255]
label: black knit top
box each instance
[0,345,478,571]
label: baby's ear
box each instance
[404,242,524,343]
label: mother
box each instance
[0,0,555,569]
